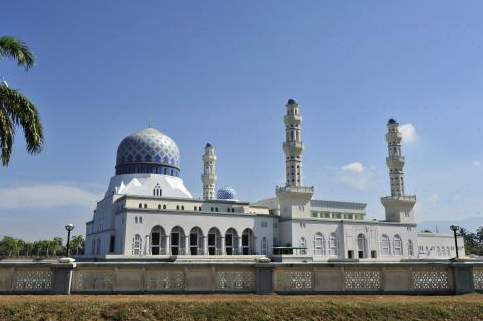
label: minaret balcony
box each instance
[386,156,405,165]
[283,141,303,154]
[381,195,416,203]
[284,114,302,125]
[276,185,314,195]
[202,174,217,182]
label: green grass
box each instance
[0,294,482,321]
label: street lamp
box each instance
[65,224,74,257]
[450,224,460,258]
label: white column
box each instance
[166,235,171,255]
[221,236,225,255]
[144,235,150,255]
[203,236,208,255]
[185,235,189,255]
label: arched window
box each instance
[231,208,235,213]
[225,228,239,255]
[329,233,339,256]
[408,240,414,257]
[198,206,202,211]
[132,234,142,255]
[158,204,161,210]
[447,246,450,257]
[194,206,197,211]
[393,235,403,256]
[135,216,138,224]
[189,227,204,255]
[211,207,214,212]
[380,234,390,256]
[163,205,166,210]
[314,233,325,256]
[215,207,218,212]
[437,246,441,257]
[181,205,184,210]
[300,237,307,255]
[144,204,147,209]
[139,217,143,224]
[242,228,254,255]
[170,226,186,255]
[176,205,180,210]
[357,234,367,258]
[150,226,166,255]
[208,227,222,255]
[261,237,268,255]
[139,203,142,209]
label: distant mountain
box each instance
[417,217,483,233]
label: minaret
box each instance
[202,143,217,200]
[380,119,416,223]
[283,98,304,186]
[276,99,314,222]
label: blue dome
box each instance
[217,187,237,200]
[115,128,181,176]
[287,98,297,105]
[388,118,397,124]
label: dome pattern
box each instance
[217,187,237,200]
[115,128,181,175]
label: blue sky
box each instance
[0,0,482,241]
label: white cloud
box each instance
[338,162,375,190]
[399,123,418,143]
[473,161,481,167]
[427,193,439,203]
[0,185,99,209]
[342,162,364,173]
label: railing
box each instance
[0,260,482,294]
[380,195,417,202]
[276,186,315,194]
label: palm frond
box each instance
[0,36,35,70]
[0,109,15,166]
[0,86,43,157]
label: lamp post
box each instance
[450,224,460,259]
[65,224,74,257]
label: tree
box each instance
[0,36,43,166]
[70,235,85,255]
[50,237,63,256]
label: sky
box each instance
[0,0,482,241]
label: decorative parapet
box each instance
[276,186,314,195]
[380,195,416,202]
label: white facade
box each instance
[85,99,465,261]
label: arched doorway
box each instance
[170,226,186,255]
[208,227,222,255]
[189,227,204,255]
[150,226,167,255]
[225,228,239,255]
[242,228,254,255]
[357,233,367,258]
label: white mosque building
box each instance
[85,99,464,261]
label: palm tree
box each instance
[0,36,43,166]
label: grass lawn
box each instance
[0,293,482,321]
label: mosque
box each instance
[85,99,464,261]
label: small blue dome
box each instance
[287,98,297,105]
[217,187,237,200]
[388,118,397,124]
[205,143,212,148]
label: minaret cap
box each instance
[205,142,213,148]
[287,98,297,105]
[388,118,397,124]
